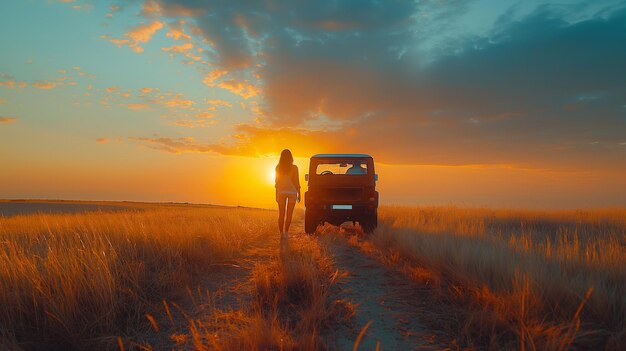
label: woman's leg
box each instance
[277,194,286,234]
[284,195,296,235]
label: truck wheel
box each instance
[361,213,378,234]
[304,210,320,235]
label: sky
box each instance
[1,0,625,209]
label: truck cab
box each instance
[304,154,379,234]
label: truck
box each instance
[304,154,379,234]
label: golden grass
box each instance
[0,207,275,350]
[7,202,620,350]
[167,234,353,350]
[365,206,626,350]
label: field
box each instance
[364,207,626,350]
[0,201,624,350]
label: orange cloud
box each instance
[0,98,6,104]
[167,22,192,41]
[202,69,228,86]
[127,21,163,44]
[32,81,61,89]
[170,118,217,128]
[161,42,194,53]
[96,138,110,144]
[217,79,260,99]
[195,111,215,119]
[206,99,233,108]
[141,0,206,17]
[0,117,17,124]
[130,125,332,157]
[163,94,195,109]
[105,21,163,53]
[141,0,162,14]
[122,103,150,110]
[0,80,16,88]
[130,136,208,153]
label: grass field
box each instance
[363,207,626,350]
[0,205,276,349]
[1,203,624,350]
[0,204,349,350]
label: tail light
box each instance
[369,190,376,202]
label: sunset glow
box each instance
[1,1,625,208]
[1,3,626,348]
[267,166,276,186]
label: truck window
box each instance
[315,161,368,175]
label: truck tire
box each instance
[360,213,378,234]
[304,210,320,235]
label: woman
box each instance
[275,149,300,240]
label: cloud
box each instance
[105,21,164,53]
[130,125,331,156]
[127,21,164,44]
[195,111,215,119]
[0,80,16,88]
[122,103,150,110]
[206,99,232,108]
[142,0,206,17]
[32,81,61,90]
[161,42,193,53]
[202,68,228,86]
[0,117,17,124]
[169,117,217,128]
[0,98,5,104]
[166,20,192,40]
[130,136,212,153]
[126,1,626,171]
[216,79,260,99]
[0,74,22,89]
[162,93,195,108]
[96,138,110,143]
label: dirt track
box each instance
[290,220,443,350]
[141,216,446,350]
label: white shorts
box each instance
[276,192,297,204]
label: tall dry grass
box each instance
[0,207,275,350]
[367,206,626,350]
[170,234,353,350]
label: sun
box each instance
[267,165,275,185]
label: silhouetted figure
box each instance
[275,149,300,241]
[346,161,367,174]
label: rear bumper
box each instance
[306,203,377,223]
[305,190,378,223]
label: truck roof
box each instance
[311,153,372,158]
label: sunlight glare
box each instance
[267,165,275,185]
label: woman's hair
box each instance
[276,149,294,175]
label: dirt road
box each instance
[290,220,443,350]
[320,229,440,350]
[143,218,444,350]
